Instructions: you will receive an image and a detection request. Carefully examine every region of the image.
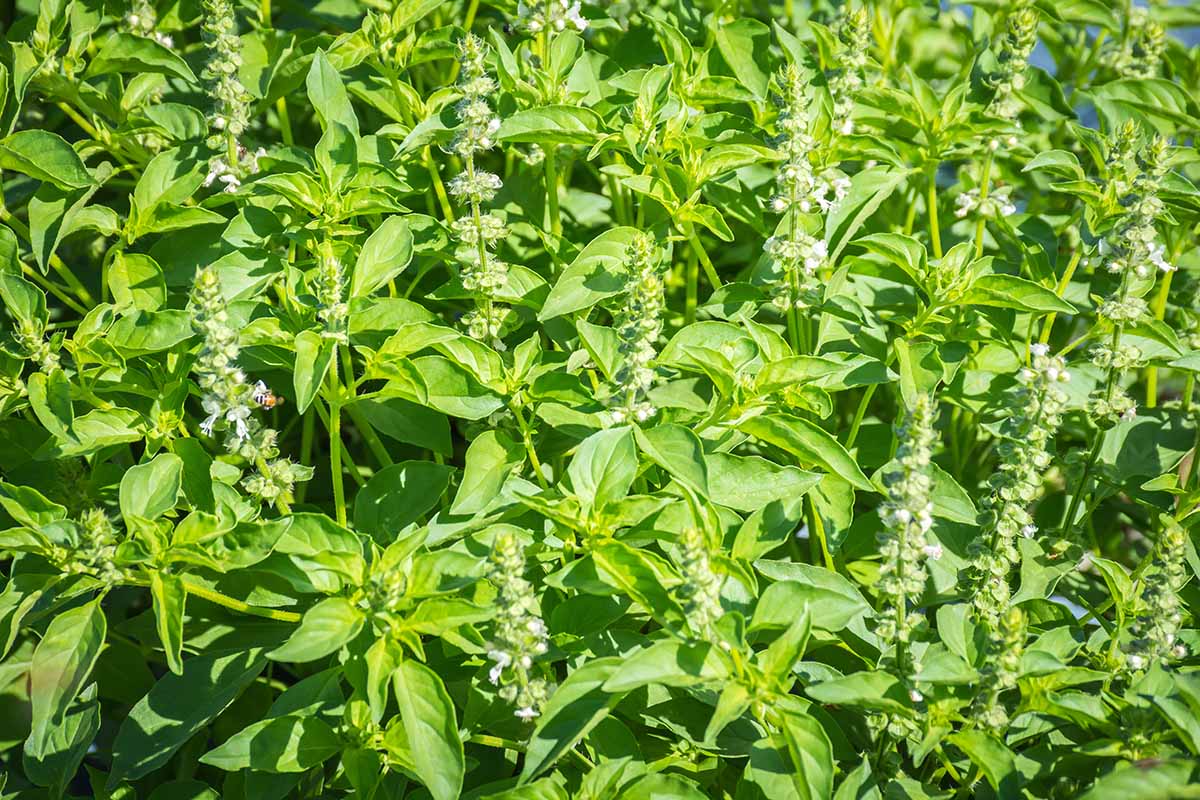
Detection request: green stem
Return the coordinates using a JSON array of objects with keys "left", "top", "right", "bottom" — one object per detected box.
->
[
  {"left": 1145, "top": 264, "right": 1176, "bottom": 408},
  {"left": 844, "top": 383, "right": 878, "bottom": 449},
  {"left": 684, "top": 240, "right": 699, "bottom": 325},
  {"left": 974, "top": 151, "right": 994, "bottom": 259},
  {"left": 513, "top": 405, "right": 551, "bottom": 489},
  {"left": 276, "top": 98, "right": 294, "bottom": 146},
  {"left": 1039, "top": 248, "right": 1083, "bottom": 344},
  {"left": 544, "top": 145, "right": 562, "bottom": 241},
  {"left": 0, "top": 198, "right": 95, "bottom": 306},
  {"left": 296, "top": 411, "right": 315, "bottom": 503},
  {"left": 174, "top": 576, "right": 301, "bottom": 623},
  {"left": 345, "top": 402, "right": 394, "bottom": 469},
  {"left": 926, "top": 165, "right": 943, "bottom": 259},
  {"left": 326, "top": 366, "right": 348, "bottom": 527}
]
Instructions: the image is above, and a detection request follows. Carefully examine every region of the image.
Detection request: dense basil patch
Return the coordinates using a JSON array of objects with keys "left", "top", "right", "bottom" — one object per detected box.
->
[{"left": 1, "top": 0, "right": 1200, "bottom": 798}]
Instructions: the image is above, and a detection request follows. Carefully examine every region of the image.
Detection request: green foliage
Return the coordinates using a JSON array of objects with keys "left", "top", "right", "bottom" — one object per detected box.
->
[{"left": 1, "top": 1, "right": 1200, "bottom": 798}]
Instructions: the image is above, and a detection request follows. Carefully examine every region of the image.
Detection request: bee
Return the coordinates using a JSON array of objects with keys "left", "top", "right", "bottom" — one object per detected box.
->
[{"left": 253, "top": 380, "right": 284, "bottom": 410}]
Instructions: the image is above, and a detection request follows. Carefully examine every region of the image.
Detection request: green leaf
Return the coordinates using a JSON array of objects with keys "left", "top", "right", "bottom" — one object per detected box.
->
[
  {"left": 758, "top": 608, "right": 812, "bottom": 687},
  {"left": 806, "top": 671, "right": 913, "bottom": 714},
  {"left": 750, "top": 568, "right": 871, "bottom": 632},
  {"left": 826, "top": 168, "right": 910, "bottom": 262},
  {"left": 602, "top": 640, "right": 728, "bottom": 693},
  {"left": 948, "top": 731, "right": 1019, "bottom": 800},
  {"left": 449, "top": 430, "right": 524, "bottom": 515},
  {"left": 149, "top": 573, "right": 186, "bottom": 675},
  {"left": 30, "top": 599, "right": 105, "bottom": 731},
  {"left": 498, "top": 106, "right": 603, "bottom": 146},
  {"left": 738, "top": 414, "right": 871, "bottom": 490},
  {"left": 592, "top": 541, "right": 687, "bottom": 631},
  {"left": 393, "top": 659, "right": 465, "bottom": 800},
  {"left": 522, "top": 657, "right": 624, "bottom": 781},
  {"left": 1077, "top": 760, "right": 1194, "bottom": 800},
  {"left": 634, "top": 423, "right": 709, "bottom": 497},
  {"left": 568, "top": 426, "right": 638, "bottom": 513},
  {"left": 539, "top": 228, "right": 641, "bottom": 320},
  {"left": 963, "top": 274, "right": 1075, "bottom": 314},
  {"left": 706, "top": 453, "right": 821, "bottom": 512},
  {"left": 354, "top": 461, "right": 453, "bottom": 538},
  {"left": 23, "top": 685, "right": 100, "bottom": 794},
  {"left": 119, "top": 453, "right": 182, "bottom": 524},
  {"left": 306, "top": 49, "right": 360, "bottom": 137},
  {"left": 714, "top": 19, "right": 772, "bottom": 99},
  {"left": 778, "top": 709, "right": 834, "bottom": 800},
  {"left": 87, "top": 32, "right": 198, "bottom": 83},
  {"left": 111, "top": 650, "right": 267, "bottom": 784},
  {"left": 200, "top": 714, "right": 341, "bottom": 773},
  {"left": 0, "top": 130, "right": 92, "bottom": 189},
  {"left": 268, "top": 597, "right": 364, "bottom": 662},
  {"left": 352, "top": 216, "right": 414, "bottom": 298},
  {"left": 292, "top": 330, "right": 335, "bottom": 414}
]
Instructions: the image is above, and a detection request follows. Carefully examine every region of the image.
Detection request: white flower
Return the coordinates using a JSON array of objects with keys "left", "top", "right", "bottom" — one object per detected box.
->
[
  {"left": 226, "top": 405, "right": 251, "bottom": 440},
  {"left": 515, "top": 706, "right": 539, "bottom": 720},
  {"left": 1030, "top": 343, "right": 1049, "bottom": 357},
  {"left": 1127, "top": 653, "right": 1146, "bottom": 670},
  {"left": 922, "top": 543, "right": 943, "bottom": 560},
  {"left": 1149, "top": 242, "right": 1174, "bottom": 273},
  {"left": 1021, "top": 524, "right": 1037, "bottom": 539},
  {"left": 909, "top": 689, "right": 924, "bottom": 703},
  {"left": 203, "top": 159, "right": 229, "bottom": 187},
  {"left": 200, "top": 396, "right": 222, "bottom": 435}
]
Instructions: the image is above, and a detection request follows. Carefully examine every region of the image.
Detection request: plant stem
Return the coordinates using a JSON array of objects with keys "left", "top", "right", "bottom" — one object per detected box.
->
[
  {"left": 326, "top": 367, "right": 347, "bottom": 527},
  {"left": 973, "top": 151, "right": 993, "bottom": 259},
  {"left": 296, "top": 407, "right": 315, "bottom": 503},
  {"left": 1039, "top": 247, "right": 1083, "bottom": 344},
  {"left": 513, "top": 405, "right": 551, "bottom": 489},
  {"left": 684, "top": 239, "right": 699, "bottom": 325},
  {"left": 926, "top": 164, "right": 943, "bottom": 259},
  {"left": 844, "top": 383, "right": 878, "bottom": 449},
  {"left": 0, "top": 197, "right": 95, "bottom": 306},
  {"left": 175, "top": 576, "right": 301, "bottom": 623},
  {"left": 545, "top": 145, "right": 562, "bottom": 241},
  {"left": 1144, "top": 257, "right": 1177, "bottom": 408},
  {"left": 345, "top": 402, "right": 394, "bottom": 469},
  {"left": 275, "top": 98, "right": 293, "bottom": 146}
]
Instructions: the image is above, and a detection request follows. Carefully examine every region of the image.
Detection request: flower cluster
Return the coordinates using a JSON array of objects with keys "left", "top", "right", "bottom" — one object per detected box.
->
[
  {"left": 200, "top": 0, "right": 264, "bottom": 188},
  {"left": 1125, "top": 521, "right": 1188, "bottom": 672},
  {"left": 986, "top": 3, "right": 1039, "bottom": 121},
  {"left": 1104, "top": 7, "right": 1166, "bottom": 79},
  {"left": 486, "top": 531, "right": 552, "bottom": 721},
  {"left": 1088, "top": 128, "right": 1171, "bottom": 424},
  {"left": 764, "top": 65, "right": 847, "bottom": 313},
  {"left": 770, "top": 66, "right": 851, "bottom": 215},
  {"left": 449, "top": 35, "right": 510, "bottom": 349},
  {"left": 57, "top": 509, "right": 124, "bottom": 584},
  {"left": 315, "top": 244, "right": 349, "bottom": 343},
  {"left": 203, "top": 145, "right": 266, "bottom": 194},
  {"left": 674, "top": 527, "right": 725, "bottom": 640},
  {"left": 970, "top": 606, "right": 1027, "bottom": 731},
  {"left": 201, "top": 0, "right": 251, "bottom": 140},
  {"left": 875, "top": 395, "right": 940, "bottom": 677},
  {"left": 125, "top": 0, "right": 174, "bottom": 48},
  {"left": 954, "top": 184, "right": 1018, "bottom": 220},
  {"left": 10, "top": 319, "right": 59, "bottom": 374},
  {"left": 609, "top": 233, "right": 665, "bottom": 424},
  {"left": 189, "top": 267, "right": 307, "bottom": 505},
  {"left": 970, "top": 344, "right": 1070, "bottom": 627},
  {"left": 515, "top": 0, "right": 588, "bottom": 34},
  {"left": 827, "top": 7, "right": 871, "bottom": 135}
]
